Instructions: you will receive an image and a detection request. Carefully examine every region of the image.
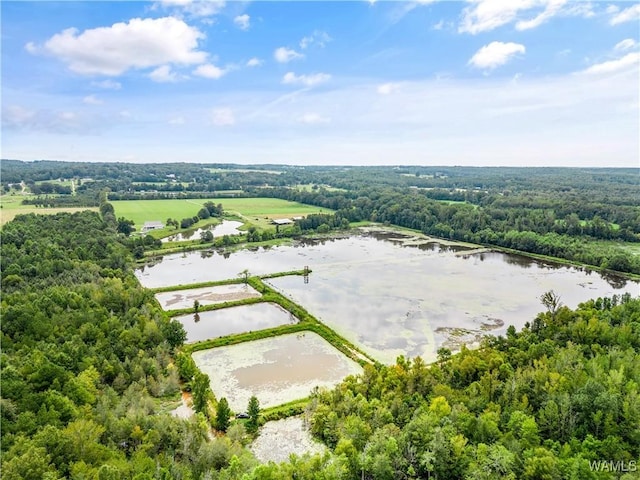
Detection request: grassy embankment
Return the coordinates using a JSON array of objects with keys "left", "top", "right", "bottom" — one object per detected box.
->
[
  {"left": 167, "top": 274, "right": 375, "bottom": 367},
  {"left": 158, "top": 271, "right": 373, "bottom": 421}
]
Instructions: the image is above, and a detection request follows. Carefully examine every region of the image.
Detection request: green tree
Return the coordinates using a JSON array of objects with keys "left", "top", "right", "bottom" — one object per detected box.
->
[
  {"left": 238, "top": 269, "right": 250, "bottom": 284},
  {"left": 246, "top": 396, "right": 260, "bottom": 434},
  {"left": 200, "top": 230, "right": 214, "bottom": 243},
  {"left": 540, "top": 290, "right": 562, "bottom": 318},
  {"left": 215, "top": 398, "right": 231, "bottom": 432},
  {"left": 116, "top": 217, "right": 135, "bottom": 236},
  {"left": 192, "top": 372, "right": 212, "bottom": 416},
  {"left": 162, "top": 320, "right": 187, "bottom": 350}
]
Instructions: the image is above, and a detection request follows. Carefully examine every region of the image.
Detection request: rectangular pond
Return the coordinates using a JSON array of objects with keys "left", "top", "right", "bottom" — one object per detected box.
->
[
  {"left": 155, "top": 283, "right": 261, "bottom": 310},
  {"left": 138, "top": 229, "right": 639, "bottom": 364},
  {"left": 173, "top": 302, "right": 297, "bottom": 342},
  {"left": 191, "top": 331, "right": 363, "bottom": 411}
]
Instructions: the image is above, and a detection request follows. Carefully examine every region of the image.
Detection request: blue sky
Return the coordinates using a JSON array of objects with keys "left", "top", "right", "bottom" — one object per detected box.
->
[{"left": 2, "top": 1, "right": 639, "bottom": 166}]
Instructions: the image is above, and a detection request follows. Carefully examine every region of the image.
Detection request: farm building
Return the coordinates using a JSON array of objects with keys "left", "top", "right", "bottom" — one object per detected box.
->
[
  {"left": 272, "top": 218, "right": 293, "bottom": 225},
  {"left": 141, "top": 221, "right": 165, "bottom": 232}
]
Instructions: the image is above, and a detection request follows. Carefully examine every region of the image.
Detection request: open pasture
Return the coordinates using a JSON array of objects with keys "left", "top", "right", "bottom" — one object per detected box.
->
[
  {"left": 0, "top": 195, "right": 96, "bottom": 225},
  {"left": 111, "top": 198, "right": 331, "bottom": 230}
]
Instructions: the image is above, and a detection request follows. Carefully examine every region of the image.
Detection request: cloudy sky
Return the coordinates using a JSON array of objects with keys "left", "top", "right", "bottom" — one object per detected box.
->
[{"left": 2, "top": 0, "right": 639, "bottom": 166}]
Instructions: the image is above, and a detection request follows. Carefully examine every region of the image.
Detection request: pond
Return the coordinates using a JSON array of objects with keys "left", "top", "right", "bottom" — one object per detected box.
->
[
  {"left": 250, "top": 416, "right": 326, "bottom": 464},
  {"left": 191, "top": 332, "right": 363, "bottom": 411},
  {"left": 155, "top": 283, "right": 261, "bottom": 310},
  {"left": 138, "top": 229, "right": 639, "bottom": 363},
  {"left": 173, "top": 302, "right": 297, "bottom": 343},
  {"left": 161, "top": 220, "right": 243, "bottom": 242}
]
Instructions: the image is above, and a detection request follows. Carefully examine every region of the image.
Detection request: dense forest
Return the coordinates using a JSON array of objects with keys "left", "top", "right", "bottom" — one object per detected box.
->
[{"left": 1, "top": 161, "right": 639, "bottom": 479}]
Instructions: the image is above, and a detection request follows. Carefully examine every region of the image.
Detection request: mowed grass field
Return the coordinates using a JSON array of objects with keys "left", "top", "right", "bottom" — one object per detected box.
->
[
  {"left": 0, "top": 195, "right": 97, "bottom": 226},
  {"left": 111, "top": 198, "right": 332, "bottom": 229}
]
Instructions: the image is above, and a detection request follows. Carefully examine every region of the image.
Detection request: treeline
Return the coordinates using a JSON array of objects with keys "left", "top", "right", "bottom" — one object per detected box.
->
[{"left": 251, "top": 187, "right": 640, "bottom": 274}]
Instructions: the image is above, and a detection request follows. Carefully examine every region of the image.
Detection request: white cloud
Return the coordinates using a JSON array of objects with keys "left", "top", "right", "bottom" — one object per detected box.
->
[
  {"left": 246, "top": 57, "right": 263, "bottom": 67},
  {"left": 433, "top": 19, "right": 445, "bottom": 30},
  {"left": 169, "top": 116, "right": 185, "bottom": 125},
  {"left": 2, "top": 105, "right": 35, "bottom": 127},
  {"left": 211, "top": 107, "right": 235, "bottom": 126},
  {"left": 298, "top": 113, "right": 330, "bottom": 124},
  {"left": 91, "top": 79, "right": 121, "bottom": 90},
  {"left": 299, "top": 30, "right": 332, "bottom": 49},
  {"left": 515, "top": 0, "right": 566, "bottom": 31},
  {"left": 469, "top": 41, "right": 526, "bottom": 70},
  {"left": 615, "top": 38, "right": 637, "bottom": 52},
  {"left": 193, "top": 63, "right": 227, "bottom": 79},
  {"left": 1, "top": 105, "right": 104, "bottom": 134},
  {"left": 610, "top": 4, "right": 640, "bottom": 25},
  {"left": 459, "top": 0, "right": 592, "bottom": 34},
  {"left": 274, "top": 47, "right": 304, "bottom": 63},
  {"left": 282, "top": 72, "right": 331, "bottom": 87},
  {"left": 581, "top": 52, "right": 640, "bottom": 75},
  {"left": 377, "top": 83, "right": 400, "bottom": 95},
  {"left": 37, "top": 17, "right": 207, "bottom": 76},
  {"left": 24, "top": 42, "right": 38, "bottom": 54},
  {"left": 234, "top": 14, "right": 250, "bottom": 30},
  {"left": 149, "top": 65, "right": 180, "bottom": 82},
  {"left": 83, "top": 95, "right": 103, "bottom": 105},
  {"left": 156, "top": 0, "right": 225, "bottom": 18}
]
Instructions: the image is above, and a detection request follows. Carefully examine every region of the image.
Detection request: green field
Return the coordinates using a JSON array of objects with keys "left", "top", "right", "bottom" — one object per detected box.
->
[
  {"left": 111, "top": 198, "right": 332, "bottom": 230},
  {"left": 0, "top": 194, "right": 96, "bottom": 225}
]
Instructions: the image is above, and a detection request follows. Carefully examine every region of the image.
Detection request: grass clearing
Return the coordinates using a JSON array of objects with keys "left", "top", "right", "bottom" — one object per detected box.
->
[
  {"left": 112, "top": 198, "right": 332, "bottom": 230},
  {"left": 0, "top": 194, "right": 96, "bottom": 225}
]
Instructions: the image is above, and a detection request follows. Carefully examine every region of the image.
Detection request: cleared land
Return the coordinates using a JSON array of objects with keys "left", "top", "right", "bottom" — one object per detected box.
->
[
  {"left": 111, "top": 198, "right": 331, "bottom": 229},
  {"left": 0, "top": 195, "right": 96, "bottom": 225}
]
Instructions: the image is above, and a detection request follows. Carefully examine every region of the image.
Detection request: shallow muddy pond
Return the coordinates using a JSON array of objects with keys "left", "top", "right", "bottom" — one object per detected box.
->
[
  {"left": 191, "top": 332, "right": 363, "bottom": 411},
  {"left": 155, "top": 283, "right": 260, "bottom": 310},
  {"left": 174, "top": 303, "right": 297, "bottom": 343},
  {"left": 138, "top": 230, "right": 639, "bottom": 363},
  {"left": 250, "top": 416, "right": 326, "bottom": 464},
  {"left": 161, "top": 220, "right": 243, "bottom": 243}
]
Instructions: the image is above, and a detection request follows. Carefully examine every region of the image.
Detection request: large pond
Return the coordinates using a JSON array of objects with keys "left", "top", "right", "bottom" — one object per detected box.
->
[
  {"left": 138, "top": 229, "right": 639, "bottom": 363},
  {"left": 192, "top": 332, "right": 363, "bottom": 411},
  {"left": 161, "top": 220, "right": 243, "bottom": 243},
  {"left": 173, "top": 302, "right": 297, "bottom": 343},
  {"left": 155, "top": 283, "right": 261, "bottom": 310}
]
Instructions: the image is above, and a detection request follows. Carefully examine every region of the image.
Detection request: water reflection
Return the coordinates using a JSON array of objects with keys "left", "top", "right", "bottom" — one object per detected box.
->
[
  {"left": 136, "top": 230, "right": 639, "bottom": 363},
  {"left": 161, "top": 220, "right": 243, "bottom": 243},
  {"left": 174, "top": 302, "right": 297, "bottom": 342}
]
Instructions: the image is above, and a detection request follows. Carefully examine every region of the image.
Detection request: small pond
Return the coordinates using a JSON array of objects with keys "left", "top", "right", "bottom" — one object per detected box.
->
[
  {"left": 161, "top": 220, "right": 243, "bottom": 242},
  {"left": 174, "top": 302, "right": 297, "bottom": 343},
  {"left": 250, "top": 416, "right": 326, "bottom": 464},
  {"left": 191, "top": 332, "right": 363, "bottom": 411},
  {"left": 155, "top": 283, "right": 261, "bottom": 310}
]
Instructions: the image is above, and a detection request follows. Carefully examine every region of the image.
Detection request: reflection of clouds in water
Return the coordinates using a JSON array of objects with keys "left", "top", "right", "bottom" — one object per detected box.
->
[
  {"left": 141, "top": 232, "right": 639, "bottom": 363},
  {"left": 175, "top": 303, "right": 295, "bottom": 342}
]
